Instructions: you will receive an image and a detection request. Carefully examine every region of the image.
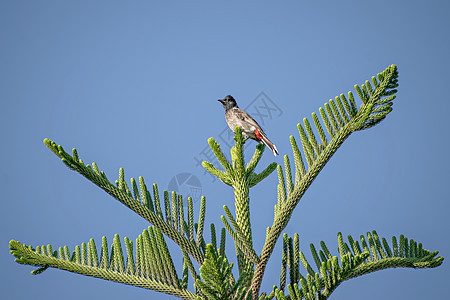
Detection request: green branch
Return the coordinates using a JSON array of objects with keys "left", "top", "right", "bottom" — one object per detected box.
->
[
  {"left": 43, "top": 139, "right": 204, "bottom": 264},
  {"left": 10, "top": 229, "right": 198, "bottom": 300},
  {"left": 202, "top": 127, "right": 277, "bottom": 286},
  {"left": 250, "top": 65, "right": 400, "bottom": 298},
  {"left": 274, "top": 231, "right": 443, "bottom": 299}
]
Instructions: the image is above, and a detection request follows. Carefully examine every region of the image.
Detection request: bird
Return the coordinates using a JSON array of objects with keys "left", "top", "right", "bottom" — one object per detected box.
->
[{"left": 218, "top": 95, "right": 279, "bottom": 156}]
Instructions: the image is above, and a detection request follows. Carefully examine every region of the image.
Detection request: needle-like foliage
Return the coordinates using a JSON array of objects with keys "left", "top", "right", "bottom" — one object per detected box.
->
[
  {"left": 196, "top": 244, "right": 252, "bottom": 300},
  {"left": 249, "top": 64, "right": 403, "bottom": 297},
  {"left": 43, "top": 139, "right": 206, "bottom": 264},
  {"left": 270, "top": 231, "right": 442, "bottom": 299},
  {"left": 9, "top": 65, "right": 443, "bottom": 300},
  {"left": 10, "top": 229, "right": 197, "bottom": 299}
]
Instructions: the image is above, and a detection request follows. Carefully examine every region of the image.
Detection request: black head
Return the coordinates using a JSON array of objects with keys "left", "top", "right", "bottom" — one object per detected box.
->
[{"left": 218, "top": 95, "right": 238, "bottom": 111}]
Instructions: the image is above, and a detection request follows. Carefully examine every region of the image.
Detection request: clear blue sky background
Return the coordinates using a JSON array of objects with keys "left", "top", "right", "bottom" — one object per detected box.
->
[{"left": 1, "top": 1, "right": 449, "bottom": 299}]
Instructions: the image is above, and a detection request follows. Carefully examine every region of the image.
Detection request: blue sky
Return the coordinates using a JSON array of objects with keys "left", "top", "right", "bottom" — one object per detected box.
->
[{"left": 1, "top": 1, "right": 449, "bottom": 299}]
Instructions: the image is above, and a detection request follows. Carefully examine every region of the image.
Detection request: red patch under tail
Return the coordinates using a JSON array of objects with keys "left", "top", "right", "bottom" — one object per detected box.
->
[{"left": 254, "top": 128, "right": 263, "bottom": 140}]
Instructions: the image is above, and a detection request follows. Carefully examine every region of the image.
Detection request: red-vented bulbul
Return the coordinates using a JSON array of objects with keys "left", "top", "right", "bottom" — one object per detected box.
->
[{"left": 218, "top": 95, "right": 279, "bottom": 156}]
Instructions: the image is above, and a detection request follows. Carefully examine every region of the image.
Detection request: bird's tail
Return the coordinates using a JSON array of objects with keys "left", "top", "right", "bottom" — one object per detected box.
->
[{"left": 261, "top": 135, "right": 279, "bottom": 156}]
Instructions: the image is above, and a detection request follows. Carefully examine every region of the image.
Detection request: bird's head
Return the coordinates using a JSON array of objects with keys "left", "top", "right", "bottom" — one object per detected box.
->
[{"left": 218, "top": 95, "right": 238, "bottom": 111}]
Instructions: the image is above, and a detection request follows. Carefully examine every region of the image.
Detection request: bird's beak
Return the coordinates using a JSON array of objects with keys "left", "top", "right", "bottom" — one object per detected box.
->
[{"left": 218, "top": 99, "right": 224, "bottom": 103}]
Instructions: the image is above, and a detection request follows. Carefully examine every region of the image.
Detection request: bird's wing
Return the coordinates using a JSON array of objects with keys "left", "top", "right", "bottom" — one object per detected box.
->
[{"left": 233, "top": 108, "right": 265, "bottom": 133}]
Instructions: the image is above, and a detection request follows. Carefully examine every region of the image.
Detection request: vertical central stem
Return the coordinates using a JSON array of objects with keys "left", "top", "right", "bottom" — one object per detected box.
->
[{"left": 233, "top": 177, "right": 254, "bottom": 284}]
